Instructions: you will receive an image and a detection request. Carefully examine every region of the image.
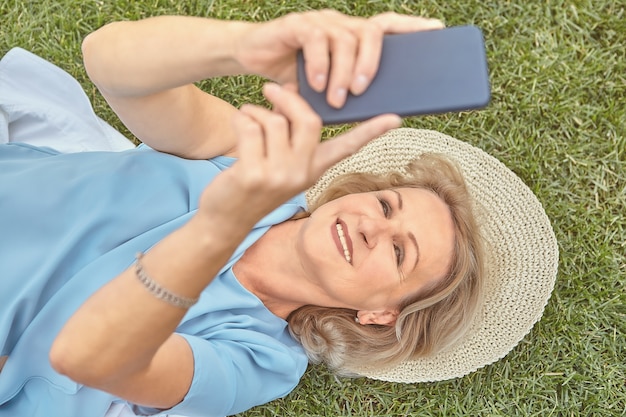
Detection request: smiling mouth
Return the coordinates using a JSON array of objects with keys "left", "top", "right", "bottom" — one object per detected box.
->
[{"left": 335, "top": 222, "right": 352, "bottom": 264}]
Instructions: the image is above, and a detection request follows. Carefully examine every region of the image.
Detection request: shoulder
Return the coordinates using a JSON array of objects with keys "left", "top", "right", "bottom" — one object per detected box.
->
[{"left": 170, "top": 331, "right": 306, "bottom": 415}]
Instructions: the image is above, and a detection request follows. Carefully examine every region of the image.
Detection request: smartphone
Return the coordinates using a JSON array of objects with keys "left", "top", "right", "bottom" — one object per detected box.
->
[{"left": 297, "top": 25, "right": 490, "bottom": 125}]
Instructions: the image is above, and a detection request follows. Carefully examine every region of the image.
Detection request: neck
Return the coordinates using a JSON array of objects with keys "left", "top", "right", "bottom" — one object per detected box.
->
[{"left": 234, "top": 218, "right": 316, "bottom": 319}]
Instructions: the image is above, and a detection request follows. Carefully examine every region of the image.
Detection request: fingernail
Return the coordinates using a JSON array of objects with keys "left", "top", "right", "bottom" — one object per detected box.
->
[
  {"left": 428, "top": 18, "right": 445, "bottom": 28},
  {"left": 352, "top": 75, "right": 369, "bottom": 95},
  {"left": 333, "top": 88, "right": 347, "bottom": 107},
  {"left": 314, "top": 73, "right": 326, "bottom": 90},
  {"left": 264, "top": 83, "right": 281, "bottom": 94}
]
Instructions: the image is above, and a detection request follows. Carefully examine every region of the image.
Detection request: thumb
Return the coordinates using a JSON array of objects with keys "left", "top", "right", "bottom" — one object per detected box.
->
[{"left": 311, "top": 114, "right": 401, "bottom": 176}]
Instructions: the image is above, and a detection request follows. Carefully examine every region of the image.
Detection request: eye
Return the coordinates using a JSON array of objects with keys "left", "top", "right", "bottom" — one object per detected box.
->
[
  {"left": 378, "top": 196, "right": 404, "bottom": 268},
  {"left": 378, "top": 197, "right": 391, "bottom": 218},
  {"left": 394, "top": 244, "right": 404, "bottom": 267}
]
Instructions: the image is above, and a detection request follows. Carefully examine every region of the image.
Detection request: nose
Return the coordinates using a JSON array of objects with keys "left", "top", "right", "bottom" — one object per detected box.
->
[{"left": 359, "top": 216, "right": 393, "bottom": 248}]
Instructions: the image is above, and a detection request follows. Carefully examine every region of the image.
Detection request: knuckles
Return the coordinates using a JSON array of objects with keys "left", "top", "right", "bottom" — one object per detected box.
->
[
  {"left": 263, "top": 113, "right": 289, "bottom": 132},
  {"left": 239, "top": 166, "right": 310, "bottom": 196},
  {"left": 332, "top": 28, "right": 358, "bottom": 47},
  {"left": 239, "top": 120, "right": 263, "bottom": 138},
  {"left": 300, "top": 113, "right": 322, "bottom": 131},
  {"left": 359, "top": 22, "right": 384, "bottom": 40},
  {"left": 308, "top": 27, "right": 326, "bottom": 43}
]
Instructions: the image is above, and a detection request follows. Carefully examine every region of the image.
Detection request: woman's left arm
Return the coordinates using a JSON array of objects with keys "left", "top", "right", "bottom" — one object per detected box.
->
[
  {"left": 81, "top": 16, "right": 248, "bottom": 159},
  {"left": 82, "top": 13, "right": 443, "bottom": 160}
]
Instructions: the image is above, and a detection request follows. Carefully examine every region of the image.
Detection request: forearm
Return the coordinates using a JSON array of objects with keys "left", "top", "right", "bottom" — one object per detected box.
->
[
  {"left": 49, "top": 210, "right": 253, "bottom": 385},
  {"left": 82, "top": 16, "right": 252, "bottom": 97}
]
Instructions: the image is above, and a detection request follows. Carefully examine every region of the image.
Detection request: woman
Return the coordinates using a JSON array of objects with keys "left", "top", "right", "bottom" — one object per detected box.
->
[{"left": 0, "top": 9, "right": 558, "bottom": 417}]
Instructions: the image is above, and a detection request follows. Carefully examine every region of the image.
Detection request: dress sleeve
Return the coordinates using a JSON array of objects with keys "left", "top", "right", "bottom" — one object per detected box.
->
[{"left": 131, "top": 332, "right": 308, "bottom": 417}]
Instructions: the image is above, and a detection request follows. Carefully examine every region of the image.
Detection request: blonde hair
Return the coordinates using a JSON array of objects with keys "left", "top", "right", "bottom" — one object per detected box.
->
[{"left": 288, "top": 154, "right": 484, "bottom": 375}]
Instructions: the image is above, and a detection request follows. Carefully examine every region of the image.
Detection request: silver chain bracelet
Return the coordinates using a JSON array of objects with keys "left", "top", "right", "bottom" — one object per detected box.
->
[{"left": 134, "top": 252, "right": 199, "bottom": 309}]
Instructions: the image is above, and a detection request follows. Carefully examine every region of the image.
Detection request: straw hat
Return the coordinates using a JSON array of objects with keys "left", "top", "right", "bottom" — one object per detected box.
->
[{"left": 306, "top": 128, "right": 559, "bottom": 382}]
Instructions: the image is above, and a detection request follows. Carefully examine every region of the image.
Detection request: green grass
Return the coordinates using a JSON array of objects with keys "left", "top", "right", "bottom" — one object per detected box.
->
[{"left": 2, "top": 0, "right": 624, "bottom": 416}]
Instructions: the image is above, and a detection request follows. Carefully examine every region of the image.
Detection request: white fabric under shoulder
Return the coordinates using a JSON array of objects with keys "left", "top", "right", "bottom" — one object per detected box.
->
[
  {"left": 0, "top": 48, "right": 186, "bottom": 417},
  {"left": 106, "top": 401, "right": 186, "bottom": 417},
  {"left": 0, "top": 47, "right": 135, "bottom": 152}
]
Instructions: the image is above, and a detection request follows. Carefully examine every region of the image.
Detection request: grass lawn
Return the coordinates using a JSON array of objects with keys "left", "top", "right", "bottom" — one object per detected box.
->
[{"left": 2, "top": 0, "right": 624, "bottom": 416}]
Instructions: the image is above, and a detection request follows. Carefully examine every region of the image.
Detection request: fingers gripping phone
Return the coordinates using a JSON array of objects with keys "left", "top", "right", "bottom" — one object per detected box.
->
[{"left": 297, "top": 25, "right": 491, "bottom": 125}]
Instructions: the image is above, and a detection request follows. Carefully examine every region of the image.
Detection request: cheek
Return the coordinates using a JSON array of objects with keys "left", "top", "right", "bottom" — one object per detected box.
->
[{"left": 356, "top": 256, "right": 395, "bottom": 289}]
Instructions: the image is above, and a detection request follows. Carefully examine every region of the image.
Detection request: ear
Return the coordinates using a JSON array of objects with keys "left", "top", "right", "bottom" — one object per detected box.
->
[{"left": 356, "top": 309, "right": 399, "bottom": 326}]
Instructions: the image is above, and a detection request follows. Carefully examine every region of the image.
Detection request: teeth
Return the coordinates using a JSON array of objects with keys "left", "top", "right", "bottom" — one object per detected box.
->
[{"left": 336, "top": 223, "right": 352, "bottom": 263}]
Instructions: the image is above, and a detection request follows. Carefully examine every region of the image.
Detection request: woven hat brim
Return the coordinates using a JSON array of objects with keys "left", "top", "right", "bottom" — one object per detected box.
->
[{"left": 306, "top": 128, "right": 559, "bottom": 383}]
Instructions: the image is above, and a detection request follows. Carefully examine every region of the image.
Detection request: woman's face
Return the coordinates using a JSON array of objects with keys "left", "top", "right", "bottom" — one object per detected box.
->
[{"left": 297, "top": 187, "right": 455, "bottom": 322}]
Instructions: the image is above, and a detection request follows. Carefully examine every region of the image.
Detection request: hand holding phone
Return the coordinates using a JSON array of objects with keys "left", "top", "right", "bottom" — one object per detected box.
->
[{"left": 297, "top": 25, "right": 491, "bottom": 125}]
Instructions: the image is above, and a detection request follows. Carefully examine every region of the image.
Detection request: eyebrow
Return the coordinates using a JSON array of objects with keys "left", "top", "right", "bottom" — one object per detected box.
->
[
  {"left": 390, "top": 189, "right": 420, "bottom": 271},
  {"left": 391, "top": 188, "right": 403, "bottom": 209},
  {"left": 409, "top": 233, "right": 420, "bottom": 272}
]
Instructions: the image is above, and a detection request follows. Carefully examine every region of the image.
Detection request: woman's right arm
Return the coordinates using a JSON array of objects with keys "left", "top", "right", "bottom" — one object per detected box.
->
[{"left": 49, "top": 82, "right": 402, "bottom": 411}]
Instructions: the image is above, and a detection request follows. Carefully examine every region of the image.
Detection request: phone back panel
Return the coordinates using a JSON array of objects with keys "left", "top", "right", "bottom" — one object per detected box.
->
[{"left": 297, "top": 25, "right": 491, "bottom": 125}]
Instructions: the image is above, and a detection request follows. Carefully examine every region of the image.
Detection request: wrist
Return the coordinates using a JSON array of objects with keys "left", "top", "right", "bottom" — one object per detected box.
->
[
  {"left": 199, "top": 20, "right": 256, "bottom": 77},
  {"left": 187, "top": 208, "right": 254, "bottom": 250},
  {"left": 134, "top": 213, "right": 251, "bottom": 298},
  {"left": 227, "top": 21, "right": 262, "bottom": 77}
]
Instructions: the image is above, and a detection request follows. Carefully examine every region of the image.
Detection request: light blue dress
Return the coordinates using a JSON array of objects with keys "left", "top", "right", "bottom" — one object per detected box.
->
[{"left": 0, "top": 48, "right": 309, "bottom": 417}]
